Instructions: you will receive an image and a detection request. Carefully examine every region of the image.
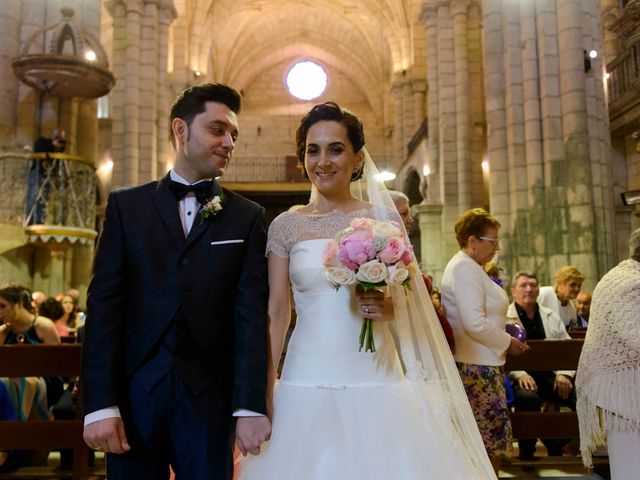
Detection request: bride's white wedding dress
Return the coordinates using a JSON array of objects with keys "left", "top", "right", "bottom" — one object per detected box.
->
[{"left": 238, "top": 209, "right": 493, "bottom": 480}]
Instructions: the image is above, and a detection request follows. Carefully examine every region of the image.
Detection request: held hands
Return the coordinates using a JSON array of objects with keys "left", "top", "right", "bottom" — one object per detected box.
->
[
  {"left": 236, "top": 416, "right": 272, "bottom": 456},
  {"left": 83, "top": 417, "right": 131, "bottom": 454},
  {"left": 554, "top": 374, "right": 574, "bottom": 400},
  {"left": 507, "top": 336, "right": 529, "bottom": 356},
  {"left": 356, "top": 285, "right": 393, "bottom": 321}
]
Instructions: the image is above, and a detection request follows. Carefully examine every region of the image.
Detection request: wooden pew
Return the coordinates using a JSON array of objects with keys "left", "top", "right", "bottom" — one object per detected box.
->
[
  {"left": 503, "top": 339, "right": 608, "bottom": 472},
  {"left": 505, "top": 339, "right": 582, "bottom": 439},
  {"left": 0, "top": 344, "right": 91, "bottom": 479}
]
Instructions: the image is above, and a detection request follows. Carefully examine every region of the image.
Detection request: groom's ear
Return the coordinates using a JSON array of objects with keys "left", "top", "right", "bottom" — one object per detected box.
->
[{"left": 171, "top": 118, "right": 188, "bottom": 145}]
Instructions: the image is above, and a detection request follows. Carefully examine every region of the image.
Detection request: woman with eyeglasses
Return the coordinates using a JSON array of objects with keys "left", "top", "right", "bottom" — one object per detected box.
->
[{"left": 441, "top": 208, "right": 528, "bottom": 474}]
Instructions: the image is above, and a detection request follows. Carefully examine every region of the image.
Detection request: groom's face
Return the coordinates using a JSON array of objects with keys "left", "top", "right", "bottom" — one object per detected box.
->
[{"left": 174, "top": 101, "right": 239, "bottom": 181}]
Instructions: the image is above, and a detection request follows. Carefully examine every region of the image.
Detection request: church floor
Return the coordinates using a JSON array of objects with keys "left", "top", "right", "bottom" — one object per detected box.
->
[{"left": 32, "top": 448, "right": 607, "bottom": 479}]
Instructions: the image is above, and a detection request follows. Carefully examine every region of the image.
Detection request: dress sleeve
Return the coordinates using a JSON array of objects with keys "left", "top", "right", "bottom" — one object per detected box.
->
[{"left": 266, "top": 211, "right": 293, "bottom": 258}]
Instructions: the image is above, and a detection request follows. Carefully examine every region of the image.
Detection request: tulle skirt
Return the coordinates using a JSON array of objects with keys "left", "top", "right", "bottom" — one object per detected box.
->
[{"left": 237, "top": 379, "right": 484, "bottom": 480}]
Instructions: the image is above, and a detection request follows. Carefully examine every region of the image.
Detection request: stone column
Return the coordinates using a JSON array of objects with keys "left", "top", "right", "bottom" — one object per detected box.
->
[
  {"left": 557, "top": 0, "right": 597, "bottom": 282},
  {"left": 139, "top": 0, "right": 159, "bottom": 182},
  {"left": 109, "top": 0, "right": 127, "bottom": 187},
  {"left": 422, "top": 3, "right": 440, "bottom": 205},
  {"left": 482, "top": 0, "right": 510, "bottom": 242},
  {"left": 402, "top": 77, "right": 414, "bottom": 156},
  {"left": 391, "top": 80, "right": 404, "bottom": 167},
  {"left": 437, "top": 1, "right": 459, "bottom": 258},
  {"left": 535, "top": 0, "right": 566, "bottom": 281},
  {"left": 123, "top": 0, "right": 142, "bottom": 186},
  {"left": 75, "top": 0, "right": 101, "bottom": 164},
  {"left": 32, "top": 247, "right": 66, "bottom": 298},
  {"left": 452, "top": 0, "right": 471, "bottom": 211},
  {"left": 520, "top": 0, "right": 546, "bottom": 272},
  {"left": 411, "top": 78, "right": 426, "bottom": 133},
  {"left": 468, "top": 0, "right": 486, "bottom": 206},
  {"left": 15, "top": 0, "right": 43, "bottom": 148},
  {"left": 0, "top": 0, "right": 21, "bottom": 147},
  {"left": 156, "top": 1, "right": 175, "bottom": 176},
  {"left": 415, "top": 204, "right": 445, "bottom": 284},
  {"left": 600, "top": 0, "right": 622, "bottom": 63}
]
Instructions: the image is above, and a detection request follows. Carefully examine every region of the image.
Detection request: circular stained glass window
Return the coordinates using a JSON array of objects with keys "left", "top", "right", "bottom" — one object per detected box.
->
[{"left": 286, "top": 61, "right": 327, "bottom": 100}]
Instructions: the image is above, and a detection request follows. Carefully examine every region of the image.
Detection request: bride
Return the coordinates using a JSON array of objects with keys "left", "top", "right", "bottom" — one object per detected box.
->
[{"left": 238, "top": 102, "right": 496, "bottom": 479}]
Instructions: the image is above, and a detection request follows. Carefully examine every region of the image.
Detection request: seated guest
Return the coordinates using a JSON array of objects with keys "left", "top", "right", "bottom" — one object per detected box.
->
[
  {"left": 0, "top": 286, "right": 59, "bottom": 472},
  {"left": 575, "top": 291, "right": 591, "bottom": 328},
  {"left": 0, "top": 381, "right": 16, "bottom": 468},
  {"left": 507, "top": 272, "right": 575, "bottom": 459},
  {"left": 0, "top": 286, "right": 60, "bottom": 345},
  {"left": 30, "top": 291, "right": 46, "bottom": 315},
  {"left": 38, "top": 297, "right": 68, "bottom": 337},
  {"left": 63, "top": 288, "right": 85, "bottom": 327},
  {"left": 537, "top": 266, "right": 584, "bottom": 329},
  {"left": 56, "top": 294, "right": 81, "bottom": 332},
  {"left": 388, "top": 190, "right": 456, "bottom": 353}
]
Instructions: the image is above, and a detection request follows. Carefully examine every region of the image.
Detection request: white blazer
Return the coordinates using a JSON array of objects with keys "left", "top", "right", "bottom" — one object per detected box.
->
[{"left": 441, "top": 250, "right": 512, "bottom": 367}]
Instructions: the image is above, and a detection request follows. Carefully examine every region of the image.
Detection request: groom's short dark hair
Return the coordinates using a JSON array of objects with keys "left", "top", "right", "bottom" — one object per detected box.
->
[{"left": 169, "top": 83, "right": 242, "bottom": 146}]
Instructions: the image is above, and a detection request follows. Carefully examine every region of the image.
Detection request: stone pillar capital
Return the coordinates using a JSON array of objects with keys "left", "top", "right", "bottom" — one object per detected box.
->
[
  {"left": 105, "top": 0, "right": 143, "bottom": 15},
  {"left": 159, "top": 0, "right": 178, "bottom": 23},
  {"left": 390, "top": 79, "right": 407, "bottom": 96},
  {"left": 421, "top": 1, "right": 439, "bottom": 24},
  {"left": 411, "top": 78, "right": 427, "bottom": 93},
  {"left": 451, "top": 0, "right": 469, "bottom": 17}
]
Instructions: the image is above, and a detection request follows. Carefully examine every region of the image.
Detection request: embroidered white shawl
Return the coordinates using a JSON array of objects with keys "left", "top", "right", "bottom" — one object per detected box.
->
[{"left": 576, "top": 259, "right": 640, "bottom": 467}]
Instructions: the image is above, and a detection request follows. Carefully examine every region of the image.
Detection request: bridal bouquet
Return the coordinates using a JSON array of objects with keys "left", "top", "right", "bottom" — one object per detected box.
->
[{"left": 322, "top": 217, "right": 415, "bottom": 352}]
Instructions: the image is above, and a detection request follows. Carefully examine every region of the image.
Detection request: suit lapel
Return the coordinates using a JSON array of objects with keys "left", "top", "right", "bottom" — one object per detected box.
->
[
  {"left": 183, "top": 179, "right": 225, "bottom": 251},
  {"left": 153, "top": 173, "right": 186, "bottom": 246}
]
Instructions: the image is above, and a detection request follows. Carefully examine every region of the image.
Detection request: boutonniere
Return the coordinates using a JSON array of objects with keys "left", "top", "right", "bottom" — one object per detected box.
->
[{"left": 199, "top": 194, "right": 224, "bottom": 224}]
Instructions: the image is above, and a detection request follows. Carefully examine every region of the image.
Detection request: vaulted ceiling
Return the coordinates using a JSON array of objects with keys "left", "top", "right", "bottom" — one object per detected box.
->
[{"left": 171, "top": 0, "right": 422, "bottom": 111}]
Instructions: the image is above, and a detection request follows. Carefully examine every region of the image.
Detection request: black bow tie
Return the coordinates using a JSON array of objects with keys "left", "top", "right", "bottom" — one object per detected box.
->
[{"left": 168, "top": 179, "right": 212, "bottom": 204}]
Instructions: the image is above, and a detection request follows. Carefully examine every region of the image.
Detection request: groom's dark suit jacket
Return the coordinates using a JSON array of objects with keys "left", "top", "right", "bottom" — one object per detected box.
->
[{"left": 81, "top": 173, "right": 268, "bottom": 420}]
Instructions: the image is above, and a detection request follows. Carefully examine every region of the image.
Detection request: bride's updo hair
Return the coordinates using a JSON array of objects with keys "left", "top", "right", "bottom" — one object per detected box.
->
[{"left": 296, "top": 102, "right": 365, "bottom": 181}]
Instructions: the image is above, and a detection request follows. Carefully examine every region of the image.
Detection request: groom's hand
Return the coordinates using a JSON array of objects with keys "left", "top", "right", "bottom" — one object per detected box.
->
[
  {"left": 236, "top": 416, "right": 271, "bottom": 456},
  {"left": 83, "top": 417, "right": 131, "bottom": 454}
]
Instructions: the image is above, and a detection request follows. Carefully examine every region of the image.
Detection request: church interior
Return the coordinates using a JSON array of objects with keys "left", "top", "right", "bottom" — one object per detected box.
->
[
  {"left": 0, "top": 0, "right": 638, "bottom": 298},
  {"left": 0, "top": 0, "right": 639, "bottom": 477}
]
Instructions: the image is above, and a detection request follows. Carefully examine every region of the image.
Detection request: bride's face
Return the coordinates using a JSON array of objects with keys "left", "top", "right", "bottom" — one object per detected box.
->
[{"left": 304, "top": 120, "right": 362, "bottom": 195}]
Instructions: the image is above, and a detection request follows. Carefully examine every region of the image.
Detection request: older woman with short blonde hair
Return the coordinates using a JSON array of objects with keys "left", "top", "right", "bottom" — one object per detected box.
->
[{"left": 538, "top": 266, "right": 585, "bottom": 328}]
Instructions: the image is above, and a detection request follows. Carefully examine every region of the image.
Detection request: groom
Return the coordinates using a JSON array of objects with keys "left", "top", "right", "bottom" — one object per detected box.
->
[{"left": 81, "top": 83, "right": 271, "bottom": 479}]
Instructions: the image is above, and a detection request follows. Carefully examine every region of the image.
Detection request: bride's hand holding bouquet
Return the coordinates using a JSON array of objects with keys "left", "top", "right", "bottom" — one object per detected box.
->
[{"left": 322, "top": 217, "right": 415, "bottom": 352}]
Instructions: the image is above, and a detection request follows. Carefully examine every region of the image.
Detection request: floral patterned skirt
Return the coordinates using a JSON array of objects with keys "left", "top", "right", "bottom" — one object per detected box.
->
[{"left": 456, "top": 362, "right": 512, "bottom": 457}]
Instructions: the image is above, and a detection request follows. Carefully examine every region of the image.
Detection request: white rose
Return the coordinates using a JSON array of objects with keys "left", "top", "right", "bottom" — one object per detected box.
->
[
  {"left": 386, "top": 264, "right": 409, "bottom": 285},
  {"left": 356, "top": 260, "right": 388, "bottom": 284},
  {"left": 325, "top": 267, "right": 357, "bottom": 286},
  {"left": 374, "top": 221, "right": 402, "bottom": 238}
]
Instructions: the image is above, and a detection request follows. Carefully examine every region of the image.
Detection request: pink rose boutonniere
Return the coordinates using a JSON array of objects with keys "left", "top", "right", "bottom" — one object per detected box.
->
[
  {"left": 322, "top": 217, "right": 415, "bottom": 353},
  {"left": 199, "top": 194, "right": 224, "bottom": 224}
]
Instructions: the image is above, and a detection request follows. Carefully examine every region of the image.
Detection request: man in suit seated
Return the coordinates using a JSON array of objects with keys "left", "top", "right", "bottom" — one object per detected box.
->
[
  {"left": 507, "top": 272, "right": 575, "bottom": 459},
  {"left": 575, "top": 291, "right": 591, "bottom": 328}
]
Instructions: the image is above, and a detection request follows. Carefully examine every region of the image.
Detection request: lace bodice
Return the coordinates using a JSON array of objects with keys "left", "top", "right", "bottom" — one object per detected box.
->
[{"left": 267, "top": 206, "right": 383, "bottom": 258}]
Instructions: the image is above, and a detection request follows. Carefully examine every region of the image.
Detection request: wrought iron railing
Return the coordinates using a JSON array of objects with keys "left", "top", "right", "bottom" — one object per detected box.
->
[
  {"left": 0, "top": 152, "right": 97, "bottom": 233},
  {"left": 607, "top": 40, "right": 640, "bottom": 103}
]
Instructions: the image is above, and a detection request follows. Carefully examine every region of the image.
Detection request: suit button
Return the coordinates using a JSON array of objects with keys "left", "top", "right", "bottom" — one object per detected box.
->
[{"left": 181, "top": 258, "right": 189, "bottom": 266}]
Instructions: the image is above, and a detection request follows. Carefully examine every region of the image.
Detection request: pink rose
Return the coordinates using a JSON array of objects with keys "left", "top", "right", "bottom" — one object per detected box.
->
[
  {"left": 401, "top": 240, "right": 414, "bottom": 265},
  {"left": 322, "top": 240, "right": 340, "bottom": 267},
  {"left": 338, "top": 229, "right": 376, "bottom": 270},
  {"left": 350, "top": 217, "right": 374, "bottom": 235},
  {"left": 378, "top": 237, "right": 406, "bottom": 264}
]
